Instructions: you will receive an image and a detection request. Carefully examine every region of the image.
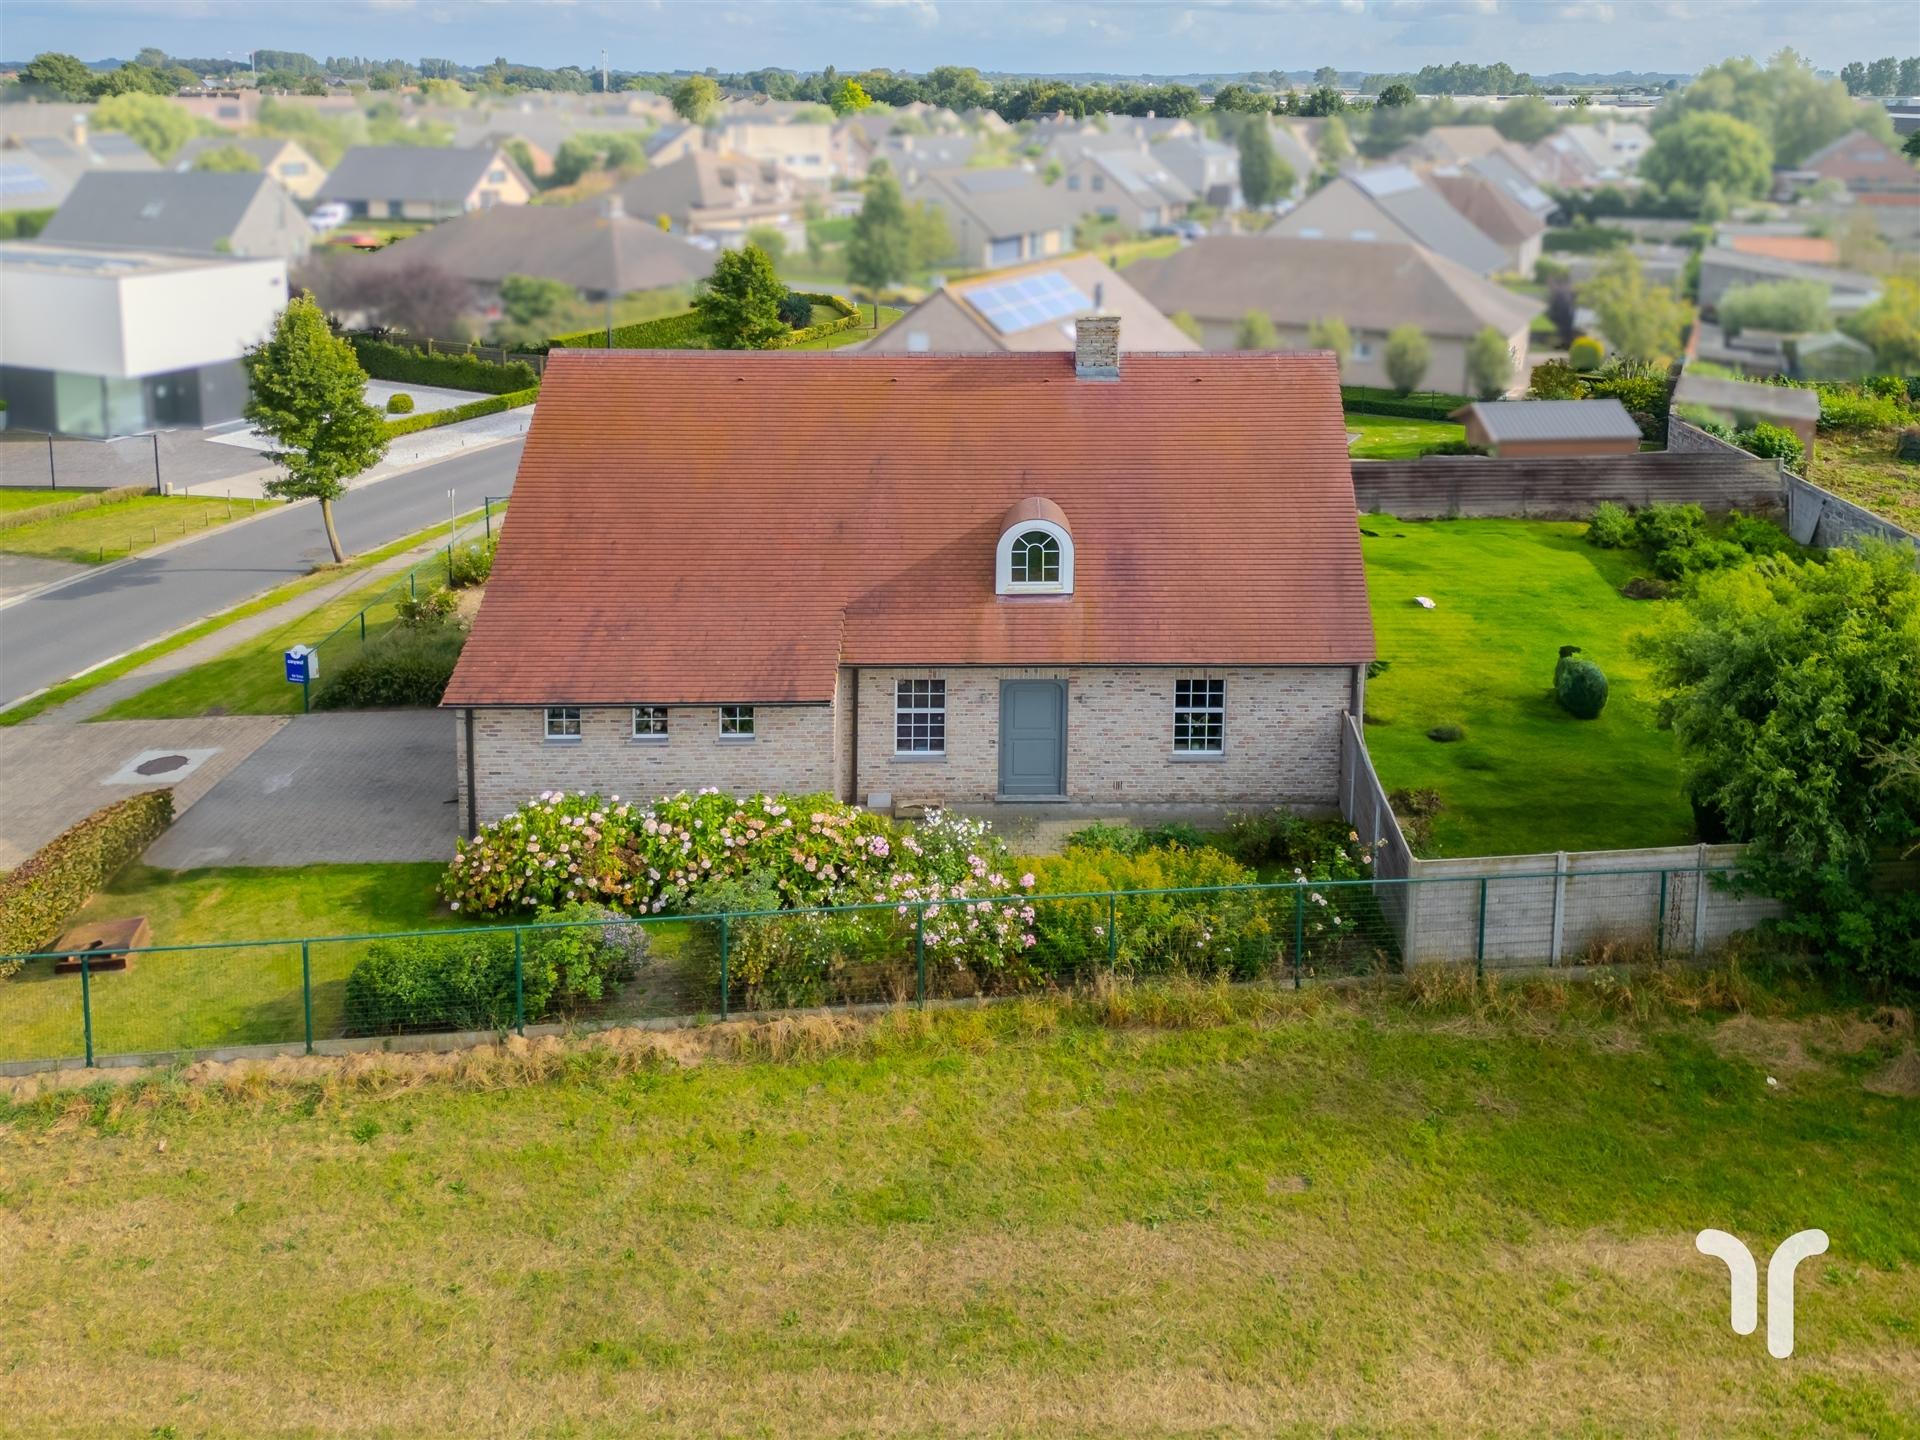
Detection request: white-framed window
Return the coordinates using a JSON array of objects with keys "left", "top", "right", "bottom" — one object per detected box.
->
[
  {"left": 1353, "top": 338, "right": 1374, "bottom": 361},
  {"left": 631, "top": 706, "right": 668, "bottom": 740},
  {"left": 1010, "top": 530, "right": 1061, "bottom": 585},
  {"left": 544, "top": 706, "right": 582, "bottom": 740},
  {"left": 719, "top": 705, "right": 755, "bottom": 740},
  {"left": 1173, "top": 679, "right": 1225, "bottom": 754},
  {"left": 895, "top": 679, "right": 946, "bottom": 755},
  {"left": 995, "top": 515, "right": 1075, "bottom": 595}
]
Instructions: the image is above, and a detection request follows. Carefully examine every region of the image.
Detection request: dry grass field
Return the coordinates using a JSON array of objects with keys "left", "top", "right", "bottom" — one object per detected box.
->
[{"left": 1, "top": 970, "right": 1915, "bottom": 1438}]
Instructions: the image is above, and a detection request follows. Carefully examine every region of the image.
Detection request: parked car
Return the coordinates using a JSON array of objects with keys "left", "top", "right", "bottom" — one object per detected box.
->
[
  {"left": 1148, "top": 219, "right": 1208, "bottom": 241},
  {"left": 308, "top": 201, "right": 351, "bottom": 232}
]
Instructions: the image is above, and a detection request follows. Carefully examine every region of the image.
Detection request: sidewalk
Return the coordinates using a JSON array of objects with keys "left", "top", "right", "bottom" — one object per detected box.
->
[{"left": 172, "top": 405, "right": 533, "bottom": 499}]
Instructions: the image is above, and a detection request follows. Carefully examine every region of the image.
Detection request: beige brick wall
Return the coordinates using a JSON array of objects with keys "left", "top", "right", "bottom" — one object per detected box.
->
[
  {"left": 852, "top": 666, "right": 1353, "bottom": 807},
  {"left": 458, "top": 704, "right": 836, "bottom": 826}
]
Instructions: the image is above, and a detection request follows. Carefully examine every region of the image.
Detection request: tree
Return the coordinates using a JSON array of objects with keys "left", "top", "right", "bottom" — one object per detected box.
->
[
  {"left": 1301, "top": 86, "right": 1346, "bottom": 118},
  {"left": 744, "top": 224, "right": 787, "bottom": 265},
  {"left": 1903, "top": 57, "right": 1920, "bottom": 96},
  {"left": 1583, "top": 251, "right": 1689, "bottom": 365},
  {"left": 1652, "top": 50, "right": 1891, "bottom": 167},
  {"left": 1211, "top": 83, "right": 1272, "bottom": 113},
  {"left": 192, "top": 145, "right": 263, "bottom": 173},
  {"left": 1545, "top": 278, "right": 1578, "bottom": 349},
  {"left": 1169, "top": 310, "right": 1204, "bottom": 344},
  {"left": 299, "top": 253, "right": 474, "bottom": 342},
  {"left": 1238, "top": 121, "right": 1287, "bottom": 208},
  {"left": 90, "top": 62, "right": 177, "bottom": 98},
  {"left": 1465, "top": 327, "right": 1514, "bottom": 399},
  {"left": 492, "top": 274, "right": 578, "bottom": 347},
  {"left": 1313, "top": 66, "right": 1341, "bottom": 88},
  {"left": 671, "top": 75, "right": 721, "bottom": 124},
  {"left": 1383, "top": 325, "right": 1431, "bottom": 395},
  {"left": 1374, "top": 82, "right": 1416, "bottom": 109},
  {"left": 243, "top": 295, "right": 387, "bottom": 565},
  {"left": 1865, "top": 57, "right": 1899, "bottom": 96},
  {"left": 693, "top": 244, "right": 789, "bottom": 349},
  {"left": 906, "top": 201, "right": 955, "bottom": 270},
  {"left": 1905, "top": 130, "right": 1920, "bottom": 163},
  {"left": 1844, "top": 276, "right": 1920, "bottom": 373},
  {"left": 1641, "top": 112, "right": 1772, "bottom": 206},
  {"left": 91, "top": 92, "right": 203, "bottom": 162},
  {"left": 828, "top": 78, "right": 872, "bottom": 116},
  {"left": 1306, "top": 316, "right": 1351, "bottom": 373},
  {"left": 1840, "top": 61, "right": 1868, "bottom": 95},
  {"left": 1717, "top": 278, "right": 1831, "bottom": 336},
  {"left": 1639, "top": 543, "right": 1920, "bottom": 981},
  {"left": 845, "top": 161, "right": 913, "bottom": 314},
  {"left": 1493, "top": 95, "right": 1557, "bottom": 144},
  {"left": 17, "top": 52, "right": 93, "bottom": 101},
  {"left": 1236, "top": 310, "right": 1279, "bottom": 349},
  {"left": 1317, "top": 114, "right": 1351, "bottom": 164}
]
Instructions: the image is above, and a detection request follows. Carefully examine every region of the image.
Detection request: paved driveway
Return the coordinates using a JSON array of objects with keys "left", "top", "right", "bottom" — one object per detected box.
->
[{"left": 147, "top": 710, "right": 460, "bottom": 869}]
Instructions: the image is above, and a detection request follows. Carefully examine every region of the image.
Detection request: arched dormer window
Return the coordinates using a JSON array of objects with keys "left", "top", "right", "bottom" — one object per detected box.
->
[{"left": 995, "top": 498, "right": 1074, "bottom": 596}]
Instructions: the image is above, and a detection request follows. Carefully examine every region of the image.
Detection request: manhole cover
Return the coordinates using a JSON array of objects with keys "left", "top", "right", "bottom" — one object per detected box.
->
[{"left": 134, "top": 754, "right": 191, "bottom": 776}]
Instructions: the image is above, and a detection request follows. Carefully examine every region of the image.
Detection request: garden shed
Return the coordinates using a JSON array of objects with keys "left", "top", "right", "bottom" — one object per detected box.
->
[{"left": 1456, "top": 398, "right": 1643, "bottom": 457}]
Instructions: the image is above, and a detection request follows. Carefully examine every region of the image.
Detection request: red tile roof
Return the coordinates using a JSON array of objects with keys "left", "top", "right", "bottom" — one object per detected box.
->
[{"left": 443, "top": 349, "right": 1373, "bottom": 708}]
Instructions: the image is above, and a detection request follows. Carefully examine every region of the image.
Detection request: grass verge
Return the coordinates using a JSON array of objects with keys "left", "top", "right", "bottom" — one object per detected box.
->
[
  {"left": 1345, "top": 410, "right": 1466, "bottom": 459},
  {"left": 0, "top": 972, "right": 1913, "bottom": 1437},
  {"left": 1808, "top": 427, "right": 1920, "bottom": 534},
  {"left": 1360, "top": 516, "right": 1692, "bottom": 856},
  {"left": 0, "top": 493, "right": 276, "bottom": 564}
]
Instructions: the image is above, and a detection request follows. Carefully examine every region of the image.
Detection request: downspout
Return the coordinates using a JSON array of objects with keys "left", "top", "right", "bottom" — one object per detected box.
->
[
  {"left": 848, "top": 668, "right": 860, "bottom": 805},
  {"left": 1350, "top": 663, "right": 1367, "bottom": 726},
  {"left": 463, "top": 707, "right": 478, "bottom": 838}
]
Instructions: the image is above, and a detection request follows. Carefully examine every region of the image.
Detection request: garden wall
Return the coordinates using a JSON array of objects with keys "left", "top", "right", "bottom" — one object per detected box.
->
[
  {"left": 1783, "top": 471, "right": 1920, "bottom": 553},
  {"left": 1351, "top": 451, "right": 1784, "bottom": 520}
]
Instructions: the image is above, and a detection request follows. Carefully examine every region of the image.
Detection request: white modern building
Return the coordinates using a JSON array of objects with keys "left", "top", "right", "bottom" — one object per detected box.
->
[{"left": 0, "top": 242, "right": 287, "bottom": 437}]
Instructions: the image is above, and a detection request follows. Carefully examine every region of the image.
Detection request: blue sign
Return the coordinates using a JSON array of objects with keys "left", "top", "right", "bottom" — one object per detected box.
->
[{"left": 284, "top": 645, "right": 316, "bottom": 684}]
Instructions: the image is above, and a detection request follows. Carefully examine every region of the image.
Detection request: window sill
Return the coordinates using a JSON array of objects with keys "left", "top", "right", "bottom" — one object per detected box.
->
[
  {"left": 543, "top": 737, "right": 583, "bottom": 746},
  {"left": 629, "top": 737, "right": 668, "bottom": 745},
  {"left": 890, "top": 752, "right": 948, "bottom": 763},
  {"left": 1170, "top": 751, "right": 1227, "bottom": 762},
  {"left": 717, "top": 736, "right": 757, "bottom": 744}
]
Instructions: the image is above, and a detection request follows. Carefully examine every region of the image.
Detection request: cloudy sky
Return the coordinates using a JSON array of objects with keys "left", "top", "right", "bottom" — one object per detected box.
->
[{"left": 3, "top": 0, "right": 1912, "bottom": 78}]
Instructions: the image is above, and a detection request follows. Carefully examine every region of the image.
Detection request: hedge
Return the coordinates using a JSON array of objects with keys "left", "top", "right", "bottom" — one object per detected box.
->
[
  {"left": 1340, "top": 385, "right": 1469, "bottom": 421},
  {"left": 381, "top": 387, "right": 539, "bottom": 440},
  {"left": 0, "top": 207, "right": 55, "bottom": 240},
  {"left": 0, "top": 790, "right": 174, "bottom": 969},
  {"left": 0, "top": 481, "right": 150, "bottom": 535},
  {"left": 347, "top": 336, "right": 540, "bottom": 395},
  {"left": 314, "top": 626, "right": 467, "bottom": 709},
  {"left": 548, "top": 292, "right": 861, "bottom": 351}
]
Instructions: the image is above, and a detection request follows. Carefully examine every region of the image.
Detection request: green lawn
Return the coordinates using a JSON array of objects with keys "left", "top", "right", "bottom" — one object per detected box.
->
[
  {"left": 0, "top": 488, "right": 62, "bottom": 515},
  {"left": 1361, "top": 517, "right": 1693, "bottom": 857},
  {"left": 0, "top": 493, "right": 274, "bottom": 564},
  {"left": 97, "top": 547, "right": 460, "bottom": 721},
  {"left": 787, "top": 303, "right": 904, "bottom": 350},
  {"left": 1809, "top": 427, "right": 1920, "bottom": 534},
  {"left": 1345, "top": 411, "right": 1465, "bottom": 459},
  {"left": 1, "top": 976, "right": 1914, "bottom": 1436}
]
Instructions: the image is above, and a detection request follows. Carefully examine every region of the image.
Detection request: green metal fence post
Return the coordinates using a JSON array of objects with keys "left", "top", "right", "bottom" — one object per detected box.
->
[
  {"left": 512, "top": 928, "right": 525, "bottom": 1035},
  {"left": 301, "top": 941, "right": 313, "bottom": 1055},
  {"left": 718, "top": 914, "right": 730, "bottom": 1020},
  {"left": 1655, "top": 869, "right": 1669, "bottom": 956},
  {"left": 409, "top": 572, "right": 416, "bottom": 600},
  {"left": 915, "top": 904, "right": 926, "bottom": 1009},
  {"left": 1476, "top": 878, "right": 1488, "bottom": 980},
  {"left": 79, "top": 949, "right": 94, "bottom": 1068},
  {"left": 1292, "top": 879, "right": 1305, "bottom": 989},
  {"left": 484, "top": 498, "right": 493, "bottom": 539},
  {"left": 359, "top": 612, "right": 366, "bottom": 647},
  {"left": 301, "top": 672, "right": 310, "bottom": 714},
  {"left": 1106, "top": 889, "right": 1117, "bottom": 972}
]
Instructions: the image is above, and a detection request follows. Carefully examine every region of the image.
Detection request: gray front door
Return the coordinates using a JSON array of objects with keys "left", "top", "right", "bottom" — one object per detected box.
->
[{"left": 999, "top": 681, "right": 1066, "bottom": 798}]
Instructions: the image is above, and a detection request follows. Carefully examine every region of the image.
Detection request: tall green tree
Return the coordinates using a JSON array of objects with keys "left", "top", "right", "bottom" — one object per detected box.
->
[
  {"left": 1584, "top": 251, "right": 1690, "bottom": 364},
  {"left": 1641, "top": 112, "right": 1772, "bottom": 206},
  {"left": 1493, "top": 94, "right": 1558, "bottom": 143},
  {"left": 192, "top": 144, "right": 263, "bottom": 173},
  {"left": 828, "top": 78, "right": 872, "bottom": 116},
  {"left": 92, "top": 92, "right": 204, "bottom": 162},
  {"left": 1653, "top": 50, "right": 1891, "bottom": 166},
  {"left": 244, "top": 295, "right": 388, "bottom": 565},
  {"left": 671, "top": 74, "right": 721, "bottom": 124},
  {"left": 1307, "top": 316, "right": 1352, "bottom": 373},
  {"left": 1237, "top": 122, "right": 1292, "bottom": 208},
  {"left": 1383, "top": 325, "right": 1431, "bottom": 395},
  {"left": 1464, "top": 327, "right": 1514, "bottom": 399},
  {"left": 693, "top": 244, "right": 789, "bottom": 350},
  {"left": 1236, "top": 310, "right": 1279, "bottom": 349},
  {"left": 845, "top": 160, "right": 913, "bottom": 316},
  {"left": 1374, "top": 82, "right": 1417, "bottom": 109},
  {"left": 17, "top": 52, "right": 94, "bottom": 100},
  {"left": 493, "top": 274, "right": 579, "bottom": 347}
]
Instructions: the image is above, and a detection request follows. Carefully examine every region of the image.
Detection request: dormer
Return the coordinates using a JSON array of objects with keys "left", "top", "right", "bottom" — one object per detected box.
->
[{"left": 995, "top": 497, "right": 1074, "bottom": 596}]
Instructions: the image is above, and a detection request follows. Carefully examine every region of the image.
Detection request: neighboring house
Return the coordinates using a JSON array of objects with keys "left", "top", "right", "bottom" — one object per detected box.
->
[
  {"left": 1697, "top": 246, "right": 1882, "bottom": 317},
  {"left": 612, "top": 151, "right": 816, "bottom": 241},
  {"left": 173, "top": 135, "right": 327, "bottom": 200},
  {"left": 1058, "top": 146, "right": 1195, "bottom": 231},
  {"left": 1693, "top": 321, "right": 1877, "bottom": 383},
  {"left": 1266, "top": 120, "right": 1318, "bottom": 197},
  {"left": 441, "top": 329, "right": 1373, "bottom": 825},
  {"left": 961, "top": 107, "right": 1013, "bottom": 135},
  {"left": 1671, "top": 369, "right": 1821, "bottom": 457},
  {"left": 708, "top": 119, "right": 856, "bottom": 184},
  {"left": 642, "top": 123, "right": 703, "bottom": 168},
  {"left": 1551, "top": 120, "right": 1653, "bottom": 180},
  {"left": 1152, "top": 137, "right": 1241, "bottom": 210},
  {"left": 313, "top": 146, "right": 533, "bottom": 221},
  {"left": 1461, "top": 151, "right": 1557, "bottom": 220},
  {"left": 0, "top": 130, "right": 158, "bottom": 214},
  {"left": 906, "top": 167, "right": 1069, "bottom": 269},
  {"left": 0, "top": 240, "right": 287, "bottom": 436},
  {"left": 39, "top": 170, "right": 313, "bottom": 261},
  {"left": 1717, "top": 226, "right": 1840, "bottom": 265},
  {"left": 1394, "top": 126, "right": 1538, "bottom": 175},
  {"left": 1784, "top": 130, "right": 1920, "bottom": 206},
  {"left": 1423, "top": 167, "right": 1547, "bottom": 275},
  {"left": 172, "top": 90, "right": 260, "bottom": 131},
  {"left": 1127, "top": 234, "right": 1539, "bottom": 394},
  {"left": 1457, "top": 398, "right": 1642, "bottom": 457},
  {"left": 1271, "top": 167, "right": 1511, "bottom": 276},
  {"left": 861, "top": 254, "right": 1198, "bottom": 354},
  {"left": 354, "top": 195, "right": 713, "bottom": 312}
]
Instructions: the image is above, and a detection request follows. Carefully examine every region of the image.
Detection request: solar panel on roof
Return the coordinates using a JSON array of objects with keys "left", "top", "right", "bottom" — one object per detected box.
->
[
  {"left": 966, "top": 270, "right": 1092, "bottom": 335},
  {"left": 0, "top": 163, "right": 50, "bottom": 196}
]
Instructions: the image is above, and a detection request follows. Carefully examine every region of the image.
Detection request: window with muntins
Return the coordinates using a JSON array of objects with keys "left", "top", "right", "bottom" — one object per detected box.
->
[
  {"left": 719, "top": 705, "right": 755, "bottom": 739},
  {"left": 895, "top": 679, "right": 946, "bottom": 754},
  {"left": 1010, "top": 530, "right": 1061, "bottom": 585},
  {"left": 632, "top": 706, "right": 668, "bottom": 739},
  {"left": 545, "top": 706, "right": 582, "bottom": 740},
  {"left": 1173, "top": 679, "right": 1225, "bottom": 753}
]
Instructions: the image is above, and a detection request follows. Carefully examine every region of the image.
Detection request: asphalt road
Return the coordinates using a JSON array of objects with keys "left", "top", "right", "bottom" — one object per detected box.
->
[{"left": 0, "top": 440, "right": 523, "bottom": 709}]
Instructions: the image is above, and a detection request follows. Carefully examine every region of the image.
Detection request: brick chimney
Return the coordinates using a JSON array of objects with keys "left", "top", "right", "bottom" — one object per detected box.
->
[{"left": 1074, "top": 313, "right": 1120, "bottom": 380}]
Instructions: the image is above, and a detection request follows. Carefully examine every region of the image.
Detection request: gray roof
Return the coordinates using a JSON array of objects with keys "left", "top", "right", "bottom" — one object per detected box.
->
[
  {"left": 1348, "top": 168, "right": 1509, "bottom": 275},
  {"left": 39, "top": 170, "right": 284, "bottom": 253},
  {"left": 1127, "top": 234, "right": 1540, "bottom": 339},
  {"left": 1672, "top": 371, "right": 1822, "bottom": 421},
  {"left": 1463, "top": 399, "right": 1642, "bottom": 443},
  {"left": 357, "top": 199, "right": 713, "bottom": 295},
  {"left": 173, "top": 135, "right": 305, "bottom": 169},
  {"left": 912, "top": 166, "right": 1070, "bottom": 239},
  {"left": 316, "top": 146, "right": 521, "bottom": 204},
  {"left": 1698, "top": 245, "right": 1881, "bottom": 295},
  {"left": 1086, "top": 147, "right": 1196, "bottom": 206}
]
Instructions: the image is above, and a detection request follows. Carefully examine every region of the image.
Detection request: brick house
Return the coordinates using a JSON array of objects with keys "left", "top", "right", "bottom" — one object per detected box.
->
[{"left": 442, "top": 325, "right": 1375, "bottom": 829}]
